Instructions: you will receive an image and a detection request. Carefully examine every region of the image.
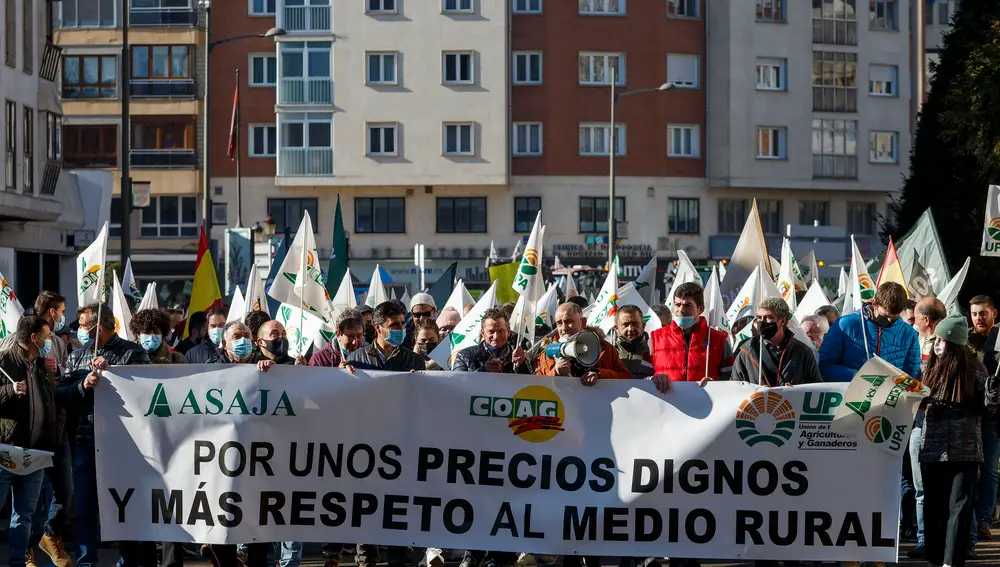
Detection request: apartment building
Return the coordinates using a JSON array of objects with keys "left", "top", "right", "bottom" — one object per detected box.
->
[
  {"left": 707, "top": 0, "right": 913, "bottom": 266},
  {"left": 53, "top": 0, "right": 205, "bottom": 305},
  {"left": 923, "top": 0, "right": 959, "bottom": 94},
  {"left": 1, "top": 0, "right": 85, "bottom": 309}
]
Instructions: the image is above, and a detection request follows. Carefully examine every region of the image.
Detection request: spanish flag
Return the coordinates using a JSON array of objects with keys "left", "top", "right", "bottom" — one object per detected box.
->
[
  {"left": 184, "top": 228, "right": 223, "bottom": 338},
  {"left": 876, "top": 236, "right": 909, "bottom": 297}
]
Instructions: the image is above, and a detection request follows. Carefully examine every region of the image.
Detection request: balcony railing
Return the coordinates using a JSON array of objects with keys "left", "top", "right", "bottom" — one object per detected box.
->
[
  {"left": 130, "top": 79, "right": 196, "bottom": 98},
  {"left": 40, "top": 161, "right": 61, "bottom": 196},
  {"left": 130, "top": 149, "right": 197, "bottom": 168},
  {"left": 282, "top": 5, "right": 332, "bottom": 33},
  {"left": 129, "top": 8, "right": 198, "bottom": 27},
  {"left": 278, "top": 77, "right": 333, "bottom": 105},
  {"left": 279, "top": 147, "right": 333, "bottom": 176},
  {"left": 40, "top": 43, "right": 62, "bottom": 82}
]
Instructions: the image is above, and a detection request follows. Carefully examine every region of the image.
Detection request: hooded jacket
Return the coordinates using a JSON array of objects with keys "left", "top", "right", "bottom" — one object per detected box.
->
[{"left": 818, "top": 310, "right": 920, "bottom": 382}]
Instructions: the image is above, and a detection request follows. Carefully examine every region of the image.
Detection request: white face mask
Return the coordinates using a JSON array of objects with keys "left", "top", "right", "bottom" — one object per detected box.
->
[{"left": 933, "top": 341, "right": 946, "bottom": 357}]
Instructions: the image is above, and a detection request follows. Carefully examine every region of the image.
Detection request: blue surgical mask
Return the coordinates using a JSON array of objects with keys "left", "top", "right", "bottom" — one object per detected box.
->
[
  {"left": 674, "top": 316, "right": 697, "bottom": 330},
  {"left": 77, "top": 328, "right": 93, "bottom": 347},
  {"left": 484, "top": 342, "right": 505, "bottom": 356},
  {"left": 38, "top": 338, "right": 52, "bottom": 359},
  {"left": 140, "top": 334, "right": 162, "bottom": 353},
  {"left": 52, "top": 315, "right": 65, "bottom": 333},
  {"left": 385, "top": 329, "right": 406, "bottom": 348},
  {"left": 231, "top": 337, "right": 254, "bottom": 360},
  {"left": 208, "top": 327, "right": 225, "bottom": 346}
]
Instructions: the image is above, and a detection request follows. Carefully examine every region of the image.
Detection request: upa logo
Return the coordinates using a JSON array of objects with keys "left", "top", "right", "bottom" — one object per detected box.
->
[
  {"left": 469, "top": 385, "right": 565, "bottom": 443},
  {"left": 986, "top": 218, "right": 1000, "bottom": 251},
  {"left": 800, "top": 391, "right": 843, "bottom": 423},
  {"left": 857, "top": 273, "right": 876, "bottom": 302},
  {"left": 78, "top": 260, "right": 101, "bottom": 297},
  {"left": 735, "top": 391, "right": 797, "bottom": 447},
  {"left": 865, "top": 416, "right": 909, "bottom": 452}
]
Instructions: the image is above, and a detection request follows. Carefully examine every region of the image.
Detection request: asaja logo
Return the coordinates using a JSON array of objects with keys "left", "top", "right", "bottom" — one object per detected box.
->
[
  {"left": 987, "top": 217, "right": 1000, "bottom": 243},
  {"left": 78, "top": 261, "right": 101, "bottom": 297},
  {"left": 857, "top": 273, "right": 876, "bottom": 301},
  {"left": 735, "top": 391, "right": 797, "bottom": 447},
  {"left": 470, "top": 385, "right": 565, "bottom": 443},
  {"left": 144, "top": 383, "right": 297, "bottom": 417}
]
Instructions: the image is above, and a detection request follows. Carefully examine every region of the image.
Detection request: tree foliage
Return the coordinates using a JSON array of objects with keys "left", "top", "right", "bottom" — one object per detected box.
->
[{"left": 886, "top": 4, "right": 1000, "bottom": 304}]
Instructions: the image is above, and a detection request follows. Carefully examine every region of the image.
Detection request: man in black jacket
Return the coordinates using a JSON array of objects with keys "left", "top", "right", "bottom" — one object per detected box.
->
[
  {"left": 731, "top": 297, "right": 821, "bottom": 386},
  {"left": 185, "top": 307, "right": 228, "bottom": 363},
  {"left": 253, "top": 320, "right": 302, "bottom": 367},
  {"left": 174, "top": 311, "right": 208, "bottom": 355},
  {"left": 57, "top": 303, "right": 150, "bottom": 567}
]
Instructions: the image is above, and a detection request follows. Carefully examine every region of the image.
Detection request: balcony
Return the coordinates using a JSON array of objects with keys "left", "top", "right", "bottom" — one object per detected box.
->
[
  {"left": 281, "top": 4, "right": 332, "bottom": 33},
  {"left": 40, "top": 161, "right": 61, "bottom": 196},
  {"left": 130, "top": 149, "right": 197, "bottom": 169},
  {"left": 278, "top": 77, "right": 332, "bottom": 105},
  {"left": 129, "top": 7, "right": 198, "bottom": 27},
  {"left": 278, "top": 147, "right": 333, "bottom": 176},
  {"left": 39, "top": 43, "right": 62, "bottom": 83},
  {"left": 130, "top": 79, "right": 196, "bottom": 98}
]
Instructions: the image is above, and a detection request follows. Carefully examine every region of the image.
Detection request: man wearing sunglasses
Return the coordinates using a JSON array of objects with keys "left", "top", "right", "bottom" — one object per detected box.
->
[{"left": 405, "top": 293, "right": 438, "bottom": 350}]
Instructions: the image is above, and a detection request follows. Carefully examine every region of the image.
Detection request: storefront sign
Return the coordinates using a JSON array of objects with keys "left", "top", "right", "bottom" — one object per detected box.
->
[{"left": 553, "top": 243, "right": 654, "bottom": 261}]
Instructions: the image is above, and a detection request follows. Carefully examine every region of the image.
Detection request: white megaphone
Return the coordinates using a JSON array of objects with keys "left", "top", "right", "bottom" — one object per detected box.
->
[{"left": 544, "top": 330, "right": 601, "bottom": 368}]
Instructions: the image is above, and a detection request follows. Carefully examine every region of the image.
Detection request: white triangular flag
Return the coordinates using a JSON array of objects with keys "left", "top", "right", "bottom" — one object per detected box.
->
[
  {"left": 721, "top": 200, "right": 771, "bottom": 305},
  {"left": 0, "top": 272, "right": 25, "bottom": 341},
  {"left": 776, "top": 238, "right": 799, "bottom": 312},
  {"left": 122, "top": 259, "right": 142, "bottom": 305},
  {"left": 245, "top": 265, "right": 267, "bottom": 313},
  {"left": 800, "top": 250, "right": 818, "bottom": 286},
  {"left": 634, "top": 256, "right": 657, "bottom": 306},
  {"left": 77, "top": 222, "right": 109, "bottom": 306},
  {"left": 794, "top": 280, "right": 831, "bottom": 324},
  {"left": 110, "top": 270, "right": 134, "bottom": 342},
  {"left": 838, "top": 267, "right": 849, "bottom": 297},
  {"left": 227, "top": 288, "right": 247, "bottom": 323},
  {"left": 588, "top": 270, "right": 620, "bottom": 333},
  {"left": 331, "top": 269, "right": 358, "bottom": 314},
  {"left": 364, "top": 265, "right": 390, "bottom": 309},
  {"left": 266, "top": 212, "right": 334, "bottom": 323},
  {"left": 443, "top": 279, "right": 475, "bottom": 315},
  {"left": 429, "top": 281, "right": 499, "bottom": 369},
  {"left": 844, "top": 236, "right": 875, "bottom": 314},
  {"left": 666, "top": 250, "right": 701, "bottom": 306},
  {"left": 400, "top": 289, "right": 411, "bottom": 308},
  {"left": 138, "top": 283, "right": 158, "bottom": 311},
  {"left": 936, "top": 257, "right": 970, "bottom": 314},
  {"left": 274, "top": 302, "right": 324, "bottom": 357},
  {"left": 704, "top": 266, "right": 726, "bottom": 330},
  {"left": 513, "top": 213, "right": 545, "bottom": 302},
  {"left": 565, "top": 273, "right": 579, "bottom": 298},
  {"left": 535, "top": 284, "right": 560, "bottom": 328}
]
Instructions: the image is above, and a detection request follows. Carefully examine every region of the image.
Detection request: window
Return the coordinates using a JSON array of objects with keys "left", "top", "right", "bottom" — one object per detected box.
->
[
  {"left": 140, "top": 196, "right": 198, "bottom": 238},
  {"left": 869, "top": 131, "right": 898, "bottom": 163},
  {"left": 799, "top": 201, "right": 830, "bottom": 225},
  {"left": 59, "top": 0, "right": 117, "bottom": 28},
  {"left": 132, "top": 120, "right": 194, "bottom": 150},
  {"left": 666, "top": 54, "right": 699, "bottom": 88},
  {"left": 513, "top": 0, "right": 541, "bottom": 13},
  {"left": 514, "top": 197, "right": 541, "bottom": 233},
  {"left": 925, "top": 4, "right": 933, "bottom": 25},
  {"left": 757, "top": 200, "right": 782, "bottom": 235},
  {"left": 579, "top": 52, "right": 624, "bottom": 85},
  {"left": 367, "top": 123, "right": 398, "bottom": 156},
  {"left": 249, "top": 124, "right": 276, "bottom": 157},
  {"left": 443, "top": 0, "right": 473, "bottom": 13},
  {"left": 22, "top": 107, "right": 32, "bottom": 194},
  {"left": 278, "top": 41, "right": 332, "bottom": 105},
  {"left": 355, "top": 197, "right": 405, "bottom": 234},
  {"left": 812, "top": 0, "right": 857, "bottom": 45},
  {"left": 579, "top": 123, "right": 625, "bottom": 156},
  {"left": 938, "top": 0, "right": 950, "bottom": 26},
  {"left": 811, "top": 119, "right": 858, "bottom": 179},
  {"left": 668, "top": 198, "right": 699, "bottom": 234},
  {"left": 212, "top": 202, "right": 228, "bottom": 225},
  {"left": 4, "top": 101, "right": 15, "bottom": 190},
  {"left": 268, "top": 198, "right": 319, "bottom": 233},
  {"left": 578, "top": 197, "right": 625, "bottom": 233},
  {"left": 437, "top": 198, "right": 487, "bottom": 233},
  {"left": 250, "top": 54, "right": 277, "bottom": 86},
  {"left": 45, "top": 112, "right": 61, "bottom": 161},
  {"left": 109, "top": 196, "right": 122, "bottom": 237},
  {"left": 667, "top": 124, "right": 699, "bottom": 157},
  {"left": 869, "top": 0, "right": 897, "bottom": 30},
  {"left": 62, "top": 55, "right": 117, "bottom": 99},
  {"left": 366, "top": 52, "right": 397, "bottom": 85},
  {"left": 847, "top": 202, "right": 876, "bottom": 235},
  {"left": 278, "top": 112, "right": 333, "bottom": 175},
  {"left": 512, "top": 122, "right": 542, "bottom": 156},
  {"left": 755, "top": 57, "right": 785, "bottom": 91},
  {"left": 250, "top": 0, "right": 276, "bottom": 15},
  {"left": 718, "top": 199, "right": 749, "bottom": 234},
  {"left": 756, "top": 0, "right": 784, "bottom": 22},
  {"left": 131, "top": 46, "right": 191, "bottom": 98},
  {"left": 23, "top": 0, "right": 33, "bottom": 74},
  {"left": 442, "top": 51, "right": 473, "bottom": 84},
  {"left": 513, "top": 52, "right": 542, "bottom": 85},
  {"left": 756, "top": 127, "right": 786, "bottom": 159},
  {"left": 366, "top": 0, "right": 396, "bottom": 14},
  {"left": 5, "top": 0, "right": 14, "bottom": 68},
  {"left": 579, "top": 0, "right": 624, "bottom": 15},
  {"left": 63, "top": 124, "right": 117, "bottom": 168},
  {"left": 443, "top": 123, "right": 474, "bottom": 155},
  {"left": 667, "top": 0, "right": 697, "bottom": 18},
  {"left": 869, "top": 64, "right": 897, "bottom": 96},
  {"left": 812, "top": 51, "right": 857, "bottom": 112}
]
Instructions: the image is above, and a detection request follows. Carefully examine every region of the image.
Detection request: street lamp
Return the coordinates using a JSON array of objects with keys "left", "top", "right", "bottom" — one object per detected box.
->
[
  {"left": 200, "top": 0, "right": 285, "bottom": 238},
  {"left": 607, "top": 68, "right": 673, "bottom": 268}
]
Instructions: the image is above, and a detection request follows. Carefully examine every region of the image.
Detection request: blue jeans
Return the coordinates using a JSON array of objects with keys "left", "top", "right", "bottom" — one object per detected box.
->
[
  {"left": 971, "top": 420, "right": 1000, "bottom": 545},
  {"left": 910, "top": 424, "right": 925, "bottom": 546},
  {"left": 74, "top": 444, "right": 100, "bottom": 567},
  {"left": 30, "top": 434, "right": 74, "bottom": 545},
  {"left": 279, "top": 542, "right": 302, "bottom": 567},
  {"left": 0, "top": 469, "right": 46, "bottom": 567}
]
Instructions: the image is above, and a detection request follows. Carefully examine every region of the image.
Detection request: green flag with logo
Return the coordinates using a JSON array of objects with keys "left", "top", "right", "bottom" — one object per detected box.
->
[{"left": 325, "top": 194, "right": 348, "bottom": 296}]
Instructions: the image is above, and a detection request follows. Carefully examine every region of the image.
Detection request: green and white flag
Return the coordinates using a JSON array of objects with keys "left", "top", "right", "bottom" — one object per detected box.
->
[
  {"left": 0, "top": 271, "right": 24, "bottom": 341},
  {"left": 267, "top": 212, "right": 334, "bottom": 323},
  {"left": 587, "top": 270, "right": 619, "bottom": 332},
  {"left": 428, "top": 281, "right": 498, "bottom": 370},
  {"left": 666, "top": 250, "right": 701, "bottom": 305}
]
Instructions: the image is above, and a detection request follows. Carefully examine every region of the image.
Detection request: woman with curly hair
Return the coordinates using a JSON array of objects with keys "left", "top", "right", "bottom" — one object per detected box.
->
[{"left": 130, "top": 309, "right": 186, "bottom": 363}]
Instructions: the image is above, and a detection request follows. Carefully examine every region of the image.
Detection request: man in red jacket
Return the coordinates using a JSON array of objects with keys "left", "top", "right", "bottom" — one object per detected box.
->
[{"left": 650, "top": 282, "right": 733, "bottom": 393}]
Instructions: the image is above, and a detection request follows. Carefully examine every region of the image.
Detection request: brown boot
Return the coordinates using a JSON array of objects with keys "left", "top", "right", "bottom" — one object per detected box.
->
[
  {"left": 26, "top": 548, "right": 38, "bottom": 567},
  {"left": 39, "top": 534, "right": 73, "bottom": 567}
]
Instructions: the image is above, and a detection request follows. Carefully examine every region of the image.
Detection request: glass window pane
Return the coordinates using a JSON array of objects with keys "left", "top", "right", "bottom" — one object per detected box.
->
[
  {"left": 181, "top": 197, "right": 197, "bottom": 223},
  {"left": 133, "top": 49, "right": 149, "bottom": 78},
  {"left": 160, "top": 197, "right": 179, "bottom": 225},
  {"left": 152, "top": 46, "right": 170, "bottom": 77},
  {"left": 171, "top": 47, "right": 188, "bottom": 77}
]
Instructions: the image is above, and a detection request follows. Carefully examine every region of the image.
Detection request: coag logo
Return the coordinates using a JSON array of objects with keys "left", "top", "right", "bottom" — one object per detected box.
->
[
  {"left": 470, "top": 385, "right": 565, "bottom": 443},
  {"left": 858, "top": 273, "right": 876, "bottom": 301},
  {"left": 143, "top": 383, "right": 297, "bottom": 418},
  {"left": 865, "top": 416, "right": 908, "bottom": 451},
  {"left": 735, "top": 391, "right": 797, "bottom": 447}
]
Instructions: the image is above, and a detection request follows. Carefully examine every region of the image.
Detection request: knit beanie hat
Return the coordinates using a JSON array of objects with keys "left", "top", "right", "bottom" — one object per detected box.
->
[
  {"left": 934, "top": 313, "right": 969, "bottom": 346},
  {"left": 410, "top": 292, "right": 437, "bottom": 311},
  {"left": 436, "top": 307, "right": 462, "bottom": 328}
]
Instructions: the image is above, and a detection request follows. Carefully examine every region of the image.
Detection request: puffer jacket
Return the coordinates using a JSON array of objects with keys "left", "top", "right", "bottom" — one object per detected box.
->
[
  {"left": 610, "top": 330, "right": 653, "bottom": 378},
  {"left": 919, "top": 361, "right": 999, "bottom": 463},
  {"left": 185, "top": 338, "right": 225, "bottom": 364},
  {"left": 0, "top": 343, "right": 62, "bottom": 451},
  {"left": 452, "top": 342, "right": 520, "bottom": 374},
  {"left": 348, "top": 342, "right": 426, "bottom": 372},
  {"left": 818, "top": 310, "right": 920, "bottom": 382},
  {"left": 58, "top": 334, "right": 149, "bottom": 445}
]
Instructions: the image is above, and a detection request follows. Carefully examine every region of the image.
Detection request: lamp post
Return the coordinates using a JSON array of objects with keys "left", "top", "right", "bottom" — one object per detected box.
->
[
  {"left": 607, "top": 69, "right": 673, "bottom": 268},
  {"left": 120, "top": 0, "right": 132, "bottom": 265},
  {"left": 199, "top": 0, "right": 284, "bottom": 241}
]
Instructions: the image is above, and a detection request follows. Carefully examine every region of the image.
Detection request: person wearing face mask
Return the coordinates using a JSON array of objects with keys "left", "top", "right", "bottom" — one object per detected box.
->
[
  {"left": 309, "top": 309, "right": 365, "bottom": 368},
  {"left": 453, "top": 308, "right": 519, "bottom": 374},
  {"left": 32, "top": 292, "right": 69, "bottom": 376},
  {"left": 253, "top": 320, "right": 303, "bottom": 366},
  {"left": 185, "top": 307, "right": 229, "bottom": 363},
  {"left": 413, "top": 317, "right": 443, "bottom": 370},
  {"left": 131, "top": 310, "right": 187, "bottom": 364},
  {"left": 358, "top": 305, "right": 377, "bottom": 345},
  {"left": 174, "top": 311, "right": 209, "bottom": 355},
  {"left": 731, "top": 298, "right": 822, "bottom": 386},
  {"left": 649, "top": 282, "right": 734, "bottom": 392},
  {"left": 818, "top": 282, "right": 920, "bottom": 382},
  {"left": 407, "top": 293, "right": 437, "bottom": 347},
  {"left": 611, "top": 305, "right": 653, "bottom": 378},
  {"left": 519, "top": 302, "right": 630, "bottom": 385}
]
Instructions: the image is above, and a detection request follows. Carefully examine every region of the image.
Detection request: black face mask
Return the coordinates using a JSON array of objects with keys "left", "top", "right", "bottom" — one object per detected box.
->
[
  {"left": 263, "top": 338, "right": 287, "bottom": 359},
  {"left": 364, "top": 324, "right": 376, "bottom": 344},
  {"left": 416, "top": 342, "right": 437, "bottom": 356},
  {"left": 873, "top": 315, "right": 893, "bottom": 329},
  {"left": 756, "top": 321, "right": 779, "bottom": 340}
]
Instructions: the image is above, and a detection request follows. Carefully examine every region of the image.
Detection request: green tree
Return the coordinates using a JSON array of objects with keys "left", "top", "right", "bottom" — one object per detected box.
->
[{"left": 885, "top": 4, "right": 1000, "bottom": 304}]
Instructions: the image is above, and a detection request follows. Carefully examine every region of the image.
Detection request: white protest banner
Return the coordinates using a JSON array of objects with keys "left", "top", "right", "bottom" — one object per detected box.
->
[
  {"left": 97, "top": 367, "right": 910, "bottom": 562},
  {"left": 0, "top": 444, "right": 54, "bottom": 475}
]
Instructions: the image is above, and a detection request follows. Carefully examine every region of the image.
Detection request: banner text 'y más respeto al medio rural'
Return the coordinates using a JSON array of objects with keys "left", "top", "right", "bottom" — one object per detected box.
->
[{"left": 95, "top": 364, "right": 917, "bottom": 561}]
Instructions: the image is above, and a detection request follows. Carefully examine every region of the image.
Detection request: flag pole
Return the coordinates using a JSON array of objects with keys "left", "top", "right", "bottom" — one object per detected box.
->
[
  {"left": 91, "top": 223, "right": 109, "bottom": 361},
  {"left": 234, "top": 69, "right": 243, "bottom": 228},
  {"left": 299, "top": 233, "right": 306, "bottom": 354},
  {"left": 704, "top": 315, "right": 711, "bottom": 380}
]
